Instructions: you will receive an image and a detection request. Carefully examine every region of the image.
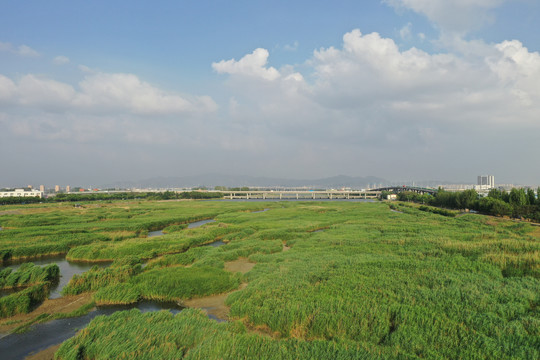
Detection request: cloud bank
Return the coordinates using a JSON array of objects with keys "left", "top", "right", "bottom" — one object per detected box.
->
[
  {"left": 2, "top": 20, "right": 540, "bottom": 185},
  {"left": 385, "top": 0, "right": 507, "bottom": 33}
]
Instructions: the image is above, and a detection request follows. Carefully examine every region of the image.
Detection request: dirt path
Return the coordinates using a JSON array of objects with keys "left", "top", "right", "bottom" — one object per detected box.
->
[{"left": 0, "top": 293, "right": 93, "bottom": 334}]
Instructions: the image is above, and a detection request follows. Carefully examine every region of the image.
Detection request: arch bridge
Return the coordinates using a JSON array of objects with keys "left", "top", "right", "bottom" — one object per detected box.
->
[{"left": 369, "top": 186, "right": 438, "bottom": 195}]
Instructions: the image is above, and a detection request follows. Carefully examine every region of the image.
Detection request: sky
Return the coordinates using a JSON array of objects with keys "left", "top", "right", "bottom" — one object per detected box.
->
[{"left": 1, "top": 0, "right": 539, "bottom": 187}]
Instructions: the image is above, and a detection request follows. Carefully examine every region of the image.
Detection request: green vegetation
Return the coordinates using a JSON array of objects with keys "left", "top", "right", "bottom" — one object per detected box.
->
[
  {"left": 0, "top": 263, "right": 60, "bottom": 318},
  {"left": 62, "top": 259, "right": 142, "bottom": 296},
  {"left": 397, "top": 187, "right": 540, "bottom": 221},
  {"left": 56, "top": 309, "right": 387, "bottom": 359},
  {"left": 0, "top": 262, "right": 59, "bottom": 289},
  {"left": 418, "top": 204, "right": 456, "bottom": 217},
  {"left": 0, "top": 200, "right": 538, "bottom": 358},
  {"left": 0, "top": 201, "right": 266, "bottom": 263},
  {"left": 0, "top": 283, "right": 50, "bottom": 318},
  {"left": 0, "top": 196, "right": 42, "bottom": 205}
]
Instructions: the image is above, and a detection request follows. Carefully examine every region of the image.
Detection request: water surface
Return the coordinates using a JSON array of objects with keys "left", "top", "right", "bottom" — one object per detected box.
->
[
  {"left": 1, "top": 256, "right": 111, "bottom": 299},
  {"left": 0, "top": 300, "right": 182, "bottom": 360},
  {"left": 188, "top": 219, "right": 215, "bottom": 228}
]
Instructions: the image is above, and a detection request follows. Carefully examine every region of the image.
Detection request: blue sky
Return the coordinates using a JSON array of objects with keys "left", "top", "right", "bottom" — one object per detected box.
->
[{"left": 1, "top": 1, "right": 539, "bottom": 186}]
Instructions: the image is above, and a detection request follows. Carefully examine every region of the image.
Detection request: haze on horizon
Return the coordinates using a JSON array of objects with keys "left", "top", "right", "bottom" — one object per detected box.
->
[{"left": 1, "top": 1, "right": 539, "bottom": 187}]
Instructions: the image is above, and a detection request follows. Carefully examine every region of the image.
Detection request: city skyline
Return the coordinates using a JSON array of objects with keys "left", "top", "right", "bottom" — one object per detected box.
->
[{"left": 1, "top": 1, "right": 539, "bottom": 186}]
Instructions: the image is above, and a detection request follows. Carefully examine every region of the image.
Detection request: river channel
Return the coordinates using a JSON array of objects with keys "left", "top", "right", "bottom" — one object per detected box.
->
[
  {"left": 0, "top": 217, "right": 223, "bottom": 359},
  {"left": 0, "top": 301, "right": 183, "bottom": 359},
  {"left": 0, "top": 256, "right": 111, "bottom": 300}
]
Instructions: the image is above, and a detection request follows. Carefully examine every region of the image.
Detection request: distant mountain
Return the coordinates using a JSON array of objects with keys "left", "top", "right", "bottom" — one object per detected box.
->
[{"left": 101, "top": 174, "right": 388, "bottom": 190}]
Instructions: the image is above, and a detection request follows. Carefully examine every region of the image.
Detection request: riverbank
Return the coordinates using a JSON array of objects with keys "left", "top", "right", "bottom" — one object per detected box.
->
[{"left": 0, "top": 293, "right": 93, "bottom": 334}]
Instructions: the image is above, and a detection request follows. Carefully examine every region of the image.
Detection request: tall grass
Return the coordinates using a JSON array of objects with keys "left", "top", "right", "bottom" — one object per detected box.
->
[{"left": 2, "top": 200, "right": 539, "bottom": 358}]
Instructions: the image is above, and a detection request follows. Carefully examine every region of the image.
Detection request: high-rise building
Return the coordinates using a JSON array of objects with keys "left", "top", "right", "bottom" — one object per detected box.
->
[
  {"left": 477, "top": 175, "right": 495, "bottom": 189},
  {"left": 66, "top": 185, "right": 71, "bottom": 193},
  {"left": 55, "top": 185, "right": 60, "bottom": 192},
  {"left": 39, "top": 185, "right": 45, "bottom": 192}
]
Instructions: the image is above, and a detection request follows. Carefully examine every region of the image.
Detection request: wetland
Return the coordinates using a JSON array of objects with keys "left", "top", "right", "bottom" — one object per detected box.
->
[{"left": 0, "top": 200, "right": 538, "bottom": 359}]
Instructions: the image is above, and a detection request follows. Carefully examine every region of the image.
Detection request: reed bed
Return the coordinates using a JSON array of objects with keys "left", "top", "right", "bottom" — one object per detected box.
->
[{"left": 1, "top": 200, "right": 538, "bottom": 358}]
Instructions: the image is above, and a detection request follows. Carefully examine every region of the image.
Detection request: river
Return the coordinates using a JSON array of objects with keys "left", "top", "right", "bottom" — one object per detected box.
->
[{"left": 0, "top": 301, "right": 183, "bottom": 359}]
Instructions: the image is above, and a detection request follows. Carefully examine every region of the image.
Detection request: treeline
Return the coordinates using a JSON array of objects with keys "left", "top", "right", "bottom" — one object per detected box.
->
[
  {"left": 0, "top": 191, "right": 224, "bottom": 205},
  {"left": 392, "top": 188, "right": 540, "bottom": 221},
  {"left": 0, "top": 196, "right": 42, "bottom": 205}
]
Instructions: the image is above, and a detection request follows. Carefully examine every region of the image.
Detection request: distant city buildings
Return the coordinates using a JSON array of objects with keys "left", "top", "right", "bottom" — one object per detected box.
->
[
  {"left": 66, "top": 185, "right": 71, "bottom": 193},
  {"left": 476, "top": 175, "right": 495, "bottom": 190},
  {"left": 55, "top": 185, "right": 60, "bottom": 192},
  {"left": 0, "top": 188, "right": 43, "bottom": 198},
  {"left": 39, "top": 185, "right": 45, "bottom": 192}
]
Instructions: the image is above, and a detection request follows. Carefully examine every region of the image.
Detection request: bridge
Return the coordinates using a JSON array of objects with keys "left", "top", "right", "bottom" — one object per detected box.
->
[
  {"left": 221, "top": 190, "right": 381, "bottom": 200},
  {"left": 369, "top": 186, "right": 438, "bottom": 195}
]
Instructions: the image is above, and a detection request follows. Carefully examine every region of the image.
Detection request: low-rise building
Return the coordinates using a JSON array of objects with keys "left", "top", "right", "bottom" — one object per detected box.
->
[{"left": 0, "top": 188, "right": 44, "bottom": 198}]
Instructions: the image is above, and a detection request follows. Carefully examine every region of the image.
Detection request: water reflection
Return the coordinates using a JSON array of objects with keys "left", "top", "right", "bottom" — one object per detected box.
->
[
  {"left": 188, "top": 219, "right": 215, "bottom": 229},
  {"left": 0, "top": 256, "right": 111, "bottom": 299},
  {"left": 147, "top": 229, "right": 165, "bottom": 237},
  {"left": 0, "top": 300, "right": 183, "bottom": 360}
]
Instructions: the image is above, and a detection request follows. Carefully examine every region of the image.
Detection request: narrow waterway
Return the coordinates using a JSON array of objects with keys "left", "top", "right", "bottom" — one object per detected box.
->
[
  {"left": 146, "top": 218, "right": 216, "bottom": 238},
  {"left": 252, "top": 208, "right": 269, "bottom": 213},
  {"left": 1, "top": 256, "right": 111, "bottom": 299},
  {"left": 187, "top": 219, "right": 215, "bottom": 228},
  {"left": 0, "top": 301, "right": 183, "bottom": 360},
  {"left": 147, "top": 229, "right": 165, "bottom": 237}
]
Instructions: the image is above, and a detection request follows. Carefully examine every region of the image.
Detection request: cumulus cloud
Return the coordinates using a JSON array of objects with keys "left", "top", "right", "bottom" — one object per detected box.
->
[
  {"left": 0, "top": 72, "right": 217, "bottom": 115},
  {"left": 75, "top": 73, "right": 217, "bottom": 115},
  {"left": 3, "top": 26, "right": 540, "bottom": 184},
  {"left": 212, "top": 48, "right": 281, "bottom": 81},
  {"left": 215, "top": 28, "right": 540, "bottom": 154},
  {"left": 53, "top": 55, "right": 70, "bottom": 65},
  {"left": 385, "top": 0, "right": 506, "bottom": 33},
  {"left": 0, "top": 42, "right": 40, "bottom": 57}
]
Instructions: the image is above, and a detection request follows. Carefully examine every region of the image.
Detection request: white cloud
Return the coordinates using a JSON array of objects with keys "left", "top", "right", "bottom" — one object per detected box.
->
[
  {"left": 214, "top": 28, "right": 540, "bottom": 158},
  {"left": 488, "top": 40, "right": 540, "bottom": 106},
  {"left": 78, "top": 65, "right": 93, "bottom": 73},
  {"left": 284, "top": 41, "right": 299, "bottom": 51},
  {"left": 53, "top": 55, "right": 70, "bottom": 65},
  {"left": 400, "top": 23, "right": 412, "bottom": 40},
  {"left": 385, "top": 0, "right": 507, "bottom": 33},
  {"left": 0, "top": 74, "right": 16, "bottom": 101},
  {"left": 18, "top": 75, "right": 77, "bottom": 110},
  {"left": 17, "top": 45, "right": 40, "bottom": 57},
  {"left": 0, "top": 72, "right": 217, "bottom": 115},
  {"left": 3, "top": 27, "right": 540, "bottom": 183},
  {"left": 212, "top": 48, "right": 281, "bottom": 81},
  {"left": 0, "top": 42, "right": 40, "bottom": 57}
]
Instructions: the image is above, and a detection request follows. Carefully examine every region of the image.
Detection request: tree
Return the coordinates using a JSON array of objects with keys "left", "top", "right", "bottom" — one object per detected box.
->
[
  {"left": 488, "top": 188, "right": 503, "bottom": 200},
  {"left": 527, "top": 188, "right": 536, "bottom": 206},
  {"left": 509, "top": 188, "right": 527, "bottom": 207},
  {"left": 458, "top": 189, "right": 478, "bottom": 210}
]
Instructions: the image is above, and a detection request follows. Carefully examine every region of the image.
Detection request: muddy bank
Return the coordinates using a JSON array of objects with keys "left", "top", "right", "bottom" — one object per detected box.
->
[
  {"left": 224, "top": 258, "right": 255, "bottom": 274},
  {"left": 0, "top": 293, "right": 93, "bottom": 334},
  {"left": 25, "top": 344, "right": 60, "bottom": 360},
  {"left": 184, "top": 283, "right": 247, "bottom": 321}
]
